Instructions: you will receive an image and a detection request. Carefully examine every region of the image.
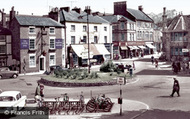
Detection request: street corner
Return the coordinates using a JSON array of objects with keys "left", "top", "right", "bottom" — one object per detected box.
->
[{"left": 110, "top": 99, "right": 149, "bottom": 113}]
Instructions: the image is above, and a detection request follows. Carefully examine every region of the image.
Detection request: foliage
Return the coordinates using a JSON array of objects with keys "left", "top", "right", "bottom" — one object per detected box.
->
[
  {"left": 100, "top": 60, "right": 120, "bottom": 72},
  {"left": 53, "top": 68, "right": 98, "bottom": 80}
]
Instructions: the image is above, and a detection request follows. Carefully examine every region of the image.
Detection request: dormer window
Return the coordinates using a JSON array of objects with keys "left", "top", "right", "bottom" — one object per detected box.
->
[
  {"left": 49, "top": 27, "right": 55, "bottom": 34},
  {"left": 29, "top": 26, "right": 35, "bottom": 34}
]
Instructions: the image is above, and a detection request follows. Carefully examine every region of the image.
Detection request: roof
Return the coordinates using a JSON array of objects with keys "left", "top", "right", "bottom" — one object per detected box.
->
[
  {"left": 15, "top": 15, "right": 64, "bottom": 27},
  {"left": 0, "top": 91, "right": 20, "bottom": 97},
  {"left": 101, "top": 15, "right": 134, "bottom": 23},
  {"left": 0, "top": 26, "right": 12, "bottom": 35},
  {"left": 60, "top": 10, "right": 109, "bottom": 24},
  {"left": 167, "top": 15, "right": 190, "bottom": 32},
  {"left": 127, "top": 8, "right": 153, "bottom": 22}
]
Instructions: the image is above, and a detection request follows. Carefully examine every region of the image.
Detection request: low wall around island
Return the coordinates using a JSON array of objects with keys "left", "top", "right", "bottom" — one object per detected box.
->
[{"left": 38, "top": 78, "right": 117, "bottom": 87}]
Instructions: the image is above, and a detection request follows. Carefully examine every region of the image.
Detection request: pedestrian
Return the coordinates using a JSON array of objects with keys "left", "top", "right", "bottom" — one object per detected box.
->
[
  {"left": 40, "top": 84, "right": 44, "bottom": 101},
  {"left": 155, "top": 59, "right": 158, "bottom": 68},
  {"left": 170, "top": 78, "right": 180, "bottom": 97},
  {"left": 132, "top": 61, "right": 135, "bottom": 70},
  {"left": 151, "top": 56, "right": 154, "bottom": 64},
  {"left": 63, "top": 93, "right": 69, "bottom": 102},
  {"left": 79, "top": 91, "right": 84, "bottom": 104},
  {"left": 172, "top": 61, "right": 175, "bottom": 71},
  {"left": 177, "top": 61, "right": 181, "bottom": 72},
  {"left": 173, "top": 63, "right": 178, "bottom": 74},
  {"left": 35, "top": 83, "right": 41, "bottom": 102}
]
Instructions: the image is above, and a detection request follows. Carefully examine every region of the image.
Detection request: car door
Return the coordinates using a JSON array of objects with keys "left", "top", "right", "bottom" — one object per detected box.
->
[{"left": 4, "top": 68, "right": 12, "bottom": 78}]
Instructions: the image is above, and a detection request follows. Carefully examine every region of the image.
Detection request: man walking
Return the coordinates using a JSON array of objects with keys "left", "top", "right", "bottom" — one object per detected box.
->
[{"left": 170, "top": 78, "right": 180, "bottom": 97}]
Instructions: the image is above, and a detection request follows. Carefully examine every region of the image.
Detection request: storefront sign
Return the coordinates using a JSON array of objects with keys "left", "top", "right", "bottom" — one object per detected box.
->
[
  {"left": 20, "top": 39, "right": 29, "bottom": 49},
  {"left": 182, "top": 49, "right": 189, "bottom": 52},
  {"left": 55, "top": 39, "right": 63, "bottom": 49},
  {"left": 126, "top": 41, "right": 145, "bottom": 46}
]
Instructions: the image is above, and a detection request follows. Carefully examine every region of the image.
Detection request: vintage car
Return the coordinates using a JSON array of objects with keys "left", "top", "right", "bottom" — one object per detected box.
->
[
  {"left": 0, "top": 67, "right": 19, "bottom": 79},
  {"left": 0, "top": 91, "right": 27, "bottom": 110}
]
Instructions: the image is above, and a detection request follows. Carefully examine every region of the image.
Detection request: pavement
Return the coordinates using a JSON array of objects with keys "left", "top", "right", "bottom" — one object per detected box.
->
[{"left": 26, "top": 97, "right": 149, "bottom": 119}]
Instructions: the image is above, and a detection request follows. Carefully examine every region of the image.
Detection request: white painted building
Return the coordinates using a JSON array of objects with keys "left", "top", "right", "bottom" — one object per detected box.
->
[{"left": 60, "top": 7, "right": 112, "bottom": 67}]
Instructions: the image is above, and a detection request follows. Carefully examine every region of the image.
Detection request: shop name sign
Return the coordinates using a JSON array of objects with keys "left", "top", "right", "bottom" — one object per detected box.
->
[
  {"left": 55, "top": 39, "right": 63, "bottom": 49},
  {"left": 117, "top": 77, "right": 126, "bottom": 85},
  {"left": 20, "top": 39, "right": 29, "bottom": 49},
  {"left": 182, "top": 49, "right": 189, "bottom": 52}
]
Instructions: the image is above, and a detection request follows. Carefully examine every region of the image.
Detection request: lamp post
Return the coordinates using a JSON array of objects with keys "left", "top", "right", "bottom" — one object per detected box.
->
[{"left": 79, "top": 6, "right": 91, "bottom": 73}]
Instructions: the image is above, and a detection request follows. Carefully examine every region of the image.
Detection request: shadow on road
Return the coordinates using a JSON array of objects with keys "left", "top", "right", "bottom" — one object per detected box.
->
[
  {"left": 100, "top": 109, "right": 190, "bottom": 119},
  {"left": 136, "top": 69, "right": 174, "bottom": 75},
  {"left": 157, "top": 95, "right": 172, "bottom": 98}
]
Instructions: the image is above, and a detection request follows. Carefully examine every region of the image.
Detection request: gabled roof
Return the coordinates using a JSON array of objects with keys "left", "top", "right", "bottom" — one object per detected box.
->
[
  {"left": 15, "top": 15, "right": 64, "bottom": 27},
  {"left": 167, "top": 15, "right": 190, "bottom": 32},
  {"left": 127, "top": 8, "right": 153, "bottom": 22},
  {"left": 60, "top": 10, "right": 109, "bottom": 24},
  {"left": 100, "top": 15, "right": 134, "bottom": 23},
  {"left": 0, "top": 26, "right": 12, "bottom": 35}
]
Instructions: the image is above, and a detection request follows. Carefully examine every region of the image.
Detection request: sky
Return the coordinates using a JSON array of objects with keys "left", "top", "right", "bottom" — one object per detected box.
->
[{"left": 0, "top": 0, "right": 190, "bottom": 15}]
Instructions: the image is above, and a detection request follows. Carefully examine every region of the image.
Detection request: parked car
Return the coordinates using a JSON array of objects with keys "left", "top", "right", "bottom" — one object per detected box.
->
[
  {"left": 45, "top": 65, "right": 67, "bottom": 75},
  {"left": 0, "top": 67, "right": 19, "bottom": 79},
  {"left": 0, "top": 91, "right": 27, "bottom": 111}
]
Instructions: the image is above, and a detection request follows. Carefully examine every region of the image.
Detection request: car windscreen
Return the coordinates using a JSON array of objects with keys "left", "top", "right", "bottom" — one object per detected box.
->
[{"left": 0, "top": 96, "right": 15, "bottom": 101}]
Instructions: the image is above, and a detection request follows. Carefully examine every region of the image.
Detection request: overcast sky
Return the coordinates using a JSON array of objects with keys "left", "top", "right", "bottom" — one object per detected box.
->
[{"left": 0, "top": 0, "right": 189, "bottom": 15}]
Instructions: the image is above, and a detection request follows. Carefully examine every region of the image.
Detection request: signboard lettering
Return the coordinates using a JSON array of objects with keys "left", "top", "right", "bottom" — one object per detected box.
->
[
  {"left": 55, "top": 39, "right": 63, "bottom": 49},
  {"left": 20, "top": 39, "right": 29, "bottom": 49}
]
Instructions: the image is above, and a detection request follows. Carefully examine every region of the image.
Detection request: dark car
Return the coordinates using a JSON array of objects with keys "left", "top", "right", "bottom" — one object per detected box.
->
[
  {"left": 0, "top": 67, "right": 19, "bottom": 79},
  {"left": 47, "top": 65, "right": 67, "bottom": 74}
]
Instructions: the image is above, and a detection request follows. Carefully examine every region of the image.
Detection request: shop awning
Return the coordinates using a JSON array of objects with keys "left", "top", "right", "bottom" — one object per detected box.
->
[
  {"left": 128, "top": 46, "right": 135, "bottom": 50},
  {"left": 95, "top": 44, "right": 110, "bottom": 55},
  {"left": 133, "top": 46, "right": 139, "bottom": 50},
  {"left": 71, "top": 45, "right": 93, "bottom": 59},
  {"left": 120, "top": 46, "right": 128, "bottom": 50},
  {"left": 138, "top": 46, "right": 146, "bottom": 49},
  {"left": 84, "top": 44, "right": 100, "bottom": 55},
  {"left": 71, "top": 45, "right": 84, "bottom": 57},
  {"left": 146, "top": 44, "right": 156, "bottom": 49}
]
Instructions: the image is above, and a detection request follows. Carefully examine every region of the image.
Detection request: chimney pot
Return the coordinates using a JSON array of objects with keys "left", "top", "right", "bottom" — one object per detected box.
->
[{"left": 138, "top": 5, "right": 143, "bottom": 11}]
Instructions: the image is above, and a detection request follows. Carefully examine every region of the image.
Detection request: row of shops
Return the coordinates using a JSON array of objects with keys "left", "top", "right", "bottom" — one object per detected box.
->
[
  {"left": 67, "top": 41, "right": 156, "bottom": 67},
  {"left": 113, "top": 41, "right": 156, "bottom": 59}
]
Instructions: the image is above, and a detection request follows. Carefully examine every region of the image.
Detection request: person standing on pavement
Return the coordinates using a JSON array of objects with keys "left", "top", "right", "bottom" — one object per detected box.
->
[
  {"left": 132, "top": 61, "right": 135, "bottom": 70},
  {"left": 170, "top": 78, "right": 180, "bottom": 97},
  {"left": 151, "top": 56, "right": 154, "bottom": 64},
  {"left": 35, "top": 83, "right": 41, "bottom": 102},
  {"left": 155, "top": 59, "right": 158, "bottom": 68},
  {"left": 40, "top": 84, "right": 44, "bottom": 101}
]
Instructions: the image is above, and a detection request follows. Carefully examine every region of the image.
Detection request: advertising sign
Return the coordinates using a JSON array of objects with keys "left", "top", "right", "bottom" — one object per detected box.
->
[
  {"left": 55, "top": 39, "right": 63, "bottom": 49},
  {"left": 20, "top": 39, "right": 29, "bottom": 49}
]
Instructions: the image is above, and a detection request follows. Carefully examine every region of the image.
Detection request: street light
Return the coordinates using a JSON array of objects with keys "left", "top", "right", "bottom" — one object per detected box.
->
[{"left": 78, "top": 6, "right": 91, "bottom": 73}]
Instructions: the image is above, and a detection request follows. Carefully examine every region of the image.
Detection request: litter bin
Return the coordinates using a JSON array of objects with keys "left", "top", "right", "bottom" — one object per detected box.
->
[{"left": 129, "top": 68, "right": 133, "bottom": 77}]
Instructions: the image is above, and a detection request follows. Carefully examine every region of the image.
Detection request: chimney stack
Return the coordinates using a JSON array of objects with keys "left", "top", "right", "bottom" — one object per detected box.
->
[
  {"left": 114, "top": 1, "right": 127, "bottom": 16},
  {"left": 48, "top": 7, "right": 60, "bottom": 22},
  {"left": 138, "top": 5, "right": 143, "bottom": 11},
  {"left": 60, "top": 7, "right": 70, "bottom": 12},
  {"left": 162, "top": 7, "right": 167, "bottom": 31},
  {"left": 10, "top": 6, "right": 16, "bottom": 21},
  {"left": 72, "top": 7, "right": 81, "bottom": 14},
  {"left": 84, "top": 6, "right": 91, "bottom": 15}
]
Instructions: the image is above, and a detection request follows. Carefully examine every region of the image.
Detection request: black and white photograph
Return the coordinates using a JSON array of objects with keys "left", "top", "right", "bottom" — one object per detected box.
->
[{"left": 0, "top": 0, "right": 190, "bottom": 119}]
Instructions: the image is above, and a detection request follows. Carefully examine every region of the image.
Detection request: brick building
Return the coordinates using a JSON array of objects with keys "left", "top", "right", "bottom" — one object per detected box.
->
[{"left": 9, "top": 7, "right": 64, "bottom": 73}]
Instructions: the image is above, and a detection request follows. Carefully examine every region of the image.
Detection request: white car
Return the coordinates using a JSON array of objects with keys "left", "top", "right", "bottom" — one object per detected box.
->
[{"left": 0, "top": 91, "right": 27, "bottom": 110}]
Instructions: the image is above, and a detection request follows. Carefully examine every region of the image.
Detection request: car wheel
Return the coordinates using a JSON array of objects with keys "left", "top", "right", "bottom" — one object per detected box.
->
[{"left": 12, "top": 74, "right": 18, "bottom": 78}]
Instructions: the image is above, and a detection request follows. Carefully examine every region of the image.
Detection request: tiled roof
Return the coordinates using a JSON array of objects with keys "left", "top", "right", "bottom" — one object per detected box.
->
[
  {"left": 60, "top": 10, "right": 109, "bottom": 24},
  {"left": 100, "top": 15, "right": 134, "bottom": 23},
  {"left": 0, "top": 26, "right": 11, "bottom": 35},
  {"left": 15, "top": 15, "right": 64, "bottom": 27},
  {"left": 127, "top": 8, "right": 153, "bottom": 22},
  {"left": 167, "top": 15, "right": 190, "bottom": 31}
]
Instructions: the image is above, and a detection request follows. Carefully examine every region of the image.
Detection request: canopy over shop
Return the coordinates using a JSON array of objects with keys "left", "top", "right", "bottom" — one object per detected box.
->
[{"left": 70, "top": 44, "right": 110, "bottom": 66}]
